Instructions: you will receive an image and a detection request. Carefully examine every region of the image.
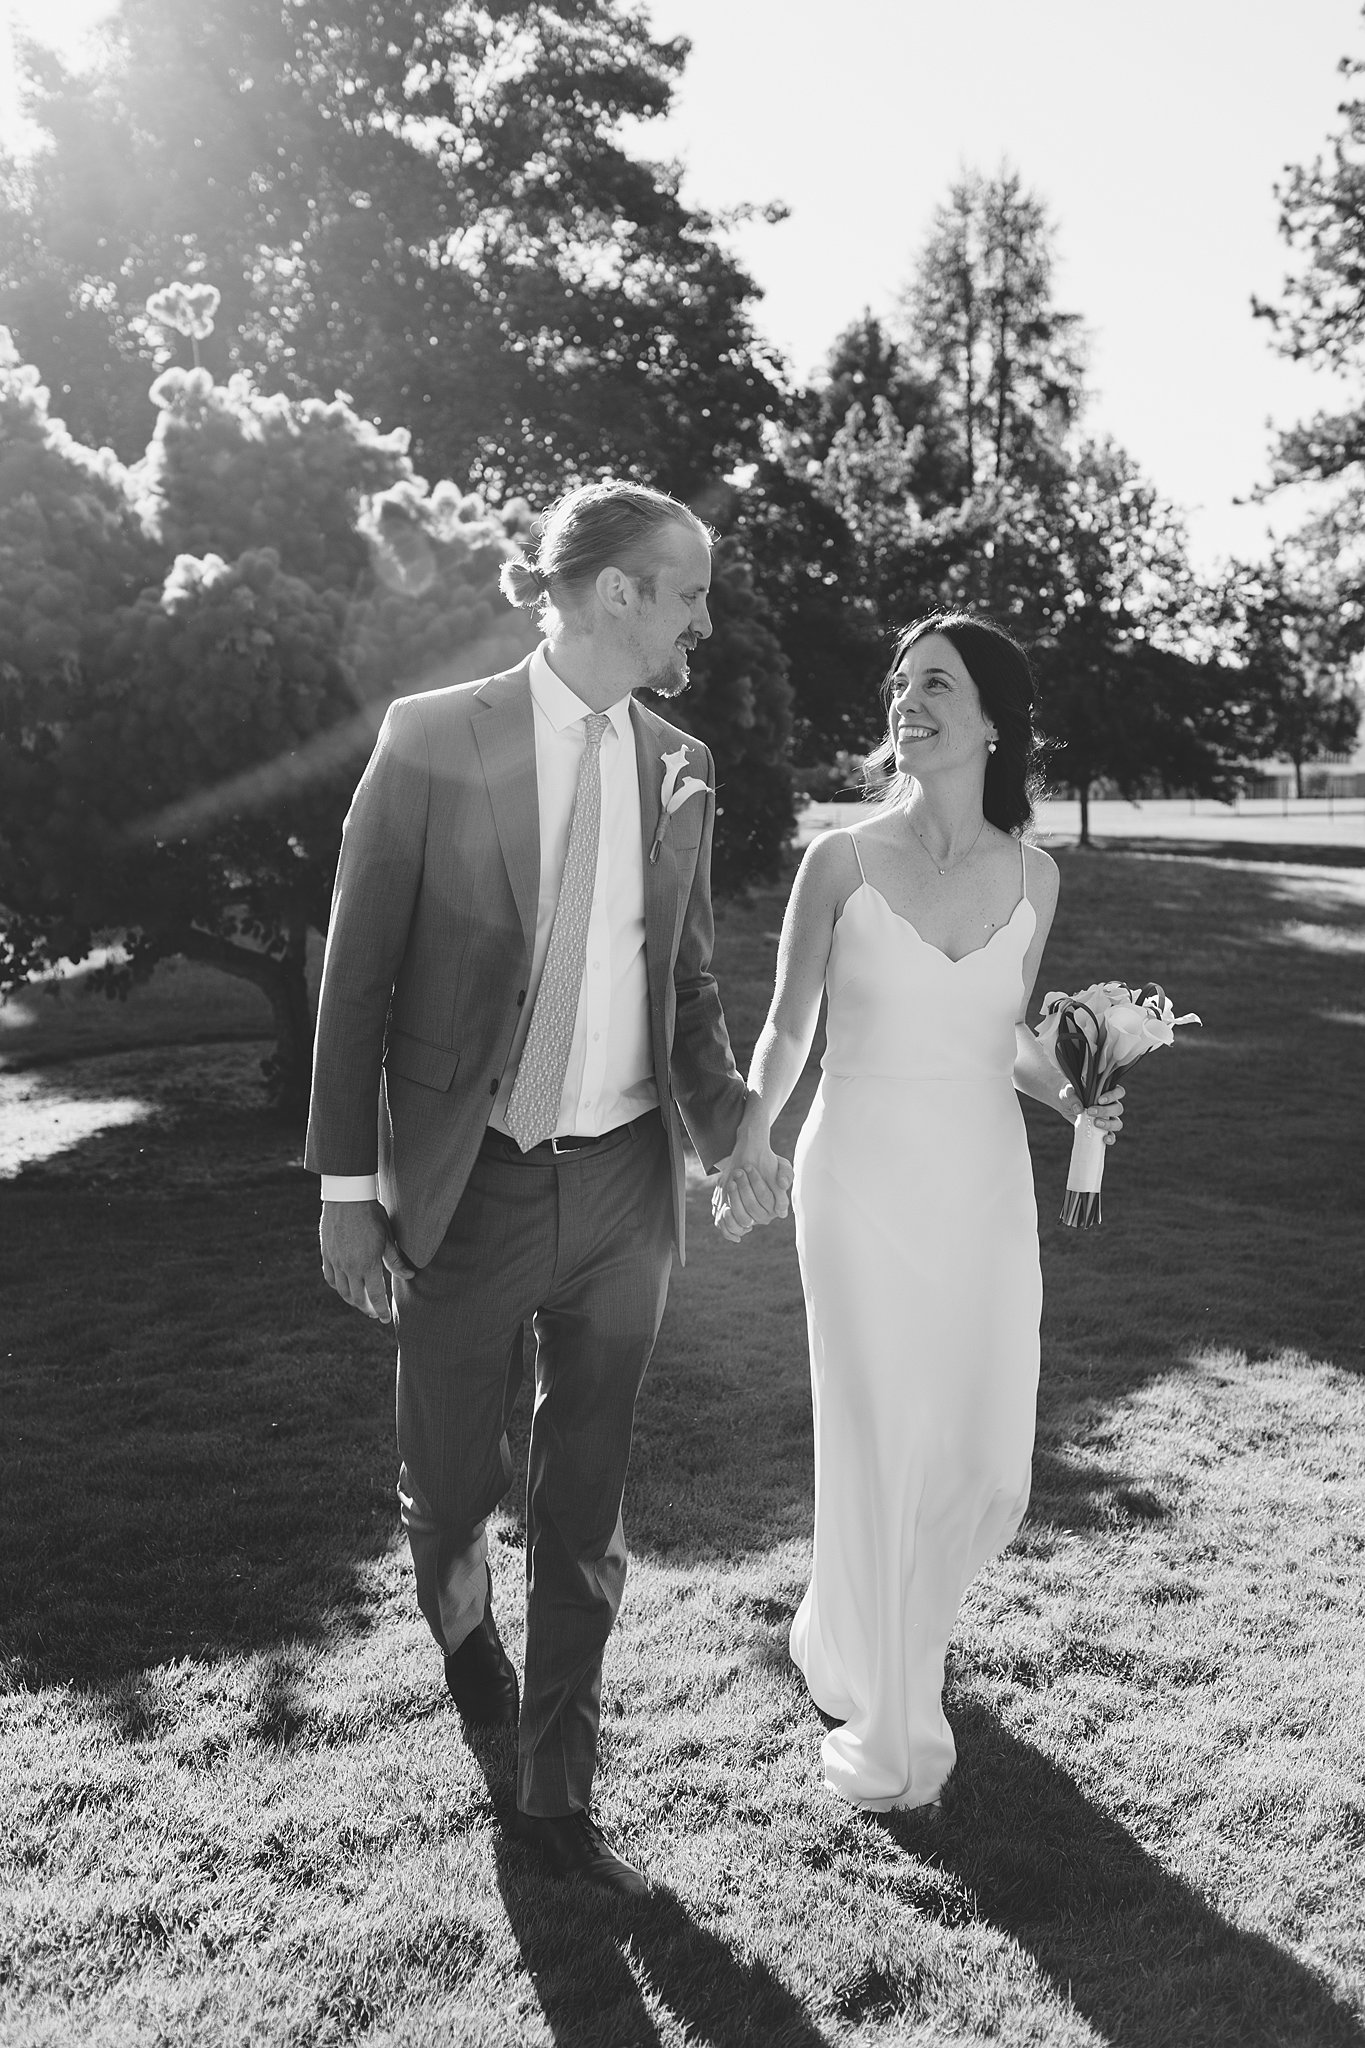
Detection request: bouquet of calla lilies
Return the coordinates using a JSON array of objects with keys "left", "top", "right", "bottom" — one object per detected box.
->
[{"left": 1035, "top": 981, "right": 1201, "bottom": 1228}]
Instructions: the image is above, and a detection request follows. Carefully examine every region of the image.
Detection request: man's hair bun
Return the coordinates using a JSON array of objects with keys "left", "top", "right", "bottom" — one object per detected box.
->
[{"left": 499, "top": 557, "right": 549, "bottom": 609}]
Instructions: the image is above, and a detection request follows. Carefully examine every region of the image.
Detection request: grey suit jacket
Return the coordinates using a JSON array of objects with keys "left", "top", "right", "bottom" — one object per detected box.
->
[{"left": 304, "top": 656, "right": 747, "bottom": 1267}]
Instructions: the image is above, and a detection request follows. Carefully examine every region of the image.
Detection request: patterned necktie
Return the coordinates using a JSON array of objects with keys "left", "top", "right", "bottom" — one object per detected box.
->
[{"left": 504, "top": 711, "right": 612, "bottom": 1151}]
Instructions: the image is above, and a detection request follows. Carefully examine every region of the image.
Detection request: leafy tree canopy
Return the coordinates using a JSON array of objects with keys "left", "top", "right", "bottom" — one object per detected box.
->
[
  {"left": 817, "top": 389, "right": 1259, "bottom": 837},
  {"left": 0, "top": 324, "right": 534, "bottom": 1113},
  {"left": 655, "top": 536, "right": 795, "bottom": 891},
  {"left": 1, "top": 289, "right": 799, "bottom": 1120},
  {"left": 1215, "top": 549, "right": 1362, "bottom": 793},
  {"left": 1256, "top": 33, "right": 1365, "bottom": 487},
  {"left": 1, "top": 0, "right": 786, "bottom": 500}
]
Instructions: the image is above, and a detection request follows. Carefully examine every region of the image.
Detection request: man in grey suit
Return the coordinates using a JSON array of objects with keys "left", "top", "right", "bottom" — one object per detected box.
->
[{"left": 305, "top": 481, "right": 788, "bottom": 1897}]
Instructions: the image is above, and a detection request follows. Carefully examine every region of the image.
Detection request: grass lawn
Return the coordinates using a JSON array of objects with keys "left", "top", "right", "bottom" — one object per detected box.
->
[{"left": 1, "top": 847, "right": 1363, "bottom": 2046}]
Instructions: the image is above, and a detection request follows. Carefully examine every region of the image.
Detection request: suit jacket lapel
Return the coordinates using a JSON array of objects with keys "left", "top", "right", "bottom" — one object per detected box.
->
[
  {"left": 632, "top": 699, "right": 676, "bottom": 1001},
  {"left": 472, "top": 661, "right": 539, "bottom": 963}
]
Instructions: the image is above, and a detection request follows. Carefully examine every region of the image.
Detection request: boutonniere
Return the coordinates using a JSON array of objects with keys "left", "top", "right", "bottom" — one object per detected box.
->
[{"left": 649, "top": 744, "right": 711, "bottom": 863}]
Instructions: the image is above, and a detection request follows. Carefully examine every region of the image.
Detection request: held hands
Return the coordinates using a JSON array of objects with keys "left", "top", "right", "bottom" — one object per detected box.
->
[
  {"left": 320, "top": 1199, "right": 416, "bottom": 1321},
  {"left": 711, "top": 1125, "right": 795, "bottom": 1245}
]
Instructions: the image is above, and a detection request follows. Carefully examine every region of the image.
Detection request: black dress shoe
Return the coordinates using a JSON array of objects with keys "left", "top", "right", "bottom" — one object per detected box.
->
[
  {"left": 443, "top": 1566, "right": 519, "bottom": 1728},
  {"left": 513, "top": 1809, "right": 649, "bottom": 1898}
]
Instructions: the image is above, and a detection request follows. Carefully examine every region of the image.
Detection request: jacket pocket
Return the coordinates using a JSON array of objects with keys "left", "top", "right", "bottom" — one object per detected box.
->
[
  {"left": 384, "top": 1028, "right": 460, "bottom": 1092},
  {"left": 664, "top": 822, "right": 705, "bottom": 872}
]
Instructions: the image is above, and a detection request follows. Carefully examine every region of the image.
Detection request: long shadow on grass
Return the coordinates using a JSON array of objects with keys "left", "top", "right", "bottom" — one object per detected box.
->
[
  {"left": 466, "top": 1735, "right": 827, "bottom": 2048},
  {"left": 0, "top": 1180, "right": 397, "bottom": 1692},
  {"left": 879, "top": 1702, "right": 1364, "bottom": 2048}
]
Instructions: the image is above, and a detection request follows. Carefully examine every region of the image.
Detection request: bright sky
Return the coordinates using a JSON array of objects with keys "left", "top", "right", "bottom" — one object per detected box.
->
[
  {"left": 636, "top": 0, "right": 1363, "bottom": 572},
  {"left": 4, "top": 0, "right": 1362, "bottom": 575}
]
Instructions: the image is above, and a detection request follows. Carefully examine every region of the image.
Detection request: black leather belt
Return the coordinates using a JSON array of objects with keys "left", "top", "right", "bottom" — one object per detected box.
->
[{"left": 480, "top": 1110, "right": 657, "bottom": 1163}]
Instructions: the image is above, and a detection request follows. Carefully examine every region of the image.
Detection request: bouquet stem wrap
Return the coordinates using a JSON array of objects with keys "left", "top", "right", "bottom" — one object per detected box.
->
[
  {"left": 1061, "top": 1115, "right": 1107, "bottom": 1229},
  {"left": 1035, "top": 980, "right": 1200, "bottom": 1233}
]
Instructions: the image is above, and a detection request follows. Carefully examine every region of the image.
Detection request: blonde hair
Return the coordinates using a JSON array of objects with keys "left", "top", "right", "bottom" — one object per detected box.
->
[{"left": 499, "top": 481, "right": 712, "bottom": 617}]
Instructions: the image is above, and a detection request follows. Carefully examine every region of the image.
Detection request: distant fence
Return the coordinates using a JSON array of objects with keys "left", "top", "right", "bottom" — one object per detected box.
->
[
  {"left": 1243, "top": 772, "right": 1365, "bottom": 804},
  {"left": 797, "top": 794, "right": 1365, "bottom": 850}
]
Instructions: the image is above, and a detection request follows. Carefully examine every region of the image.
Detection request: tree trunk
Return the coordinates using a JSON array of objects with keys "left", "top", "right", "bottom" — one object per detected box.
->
[
  {"left": 994, "top": 249, "right": 1011, "bottom": 476},
  {"left": 1078, "top": 781, "right": 1092, "bottom": 848},
  {"left": 962, "top": 271, "right": 977, "bottom": 493},
  {"left": 177, "top": 920, "right": 314, "bottom": 1122},
  {"left": 1293, "top": 755, "right": 1304, "bottom": 800}
]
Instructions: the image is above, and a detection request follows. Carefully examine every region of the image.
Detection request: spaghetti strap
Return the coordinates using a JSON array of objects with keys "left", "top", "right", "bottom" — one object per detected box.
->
[
  {"left": 847, "top": 832, "right": 868, "bottom": 885},
  {"left": 1018, "top": 837, "right": 1028, "bottom": 905}
]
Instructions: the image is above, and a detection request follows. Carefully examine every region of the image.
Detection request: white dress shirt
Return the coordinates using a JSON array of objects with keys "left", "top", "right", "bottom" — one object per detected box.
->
[{"left": 322, "top": 646, "right": 656, "bottom": 1201}]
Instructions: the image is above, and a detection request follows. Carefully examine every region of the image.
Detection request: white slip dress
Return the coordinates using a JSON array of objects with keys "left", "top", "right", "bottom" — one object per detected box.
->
[{"left": 789, "top": 834, "right": 1042, "bottom": 1809}]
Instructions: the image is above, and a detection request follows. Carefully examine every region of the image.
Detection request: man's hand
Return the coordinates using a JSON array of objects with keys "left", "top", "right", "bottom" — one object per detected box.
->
[
  {"left": 711, "top": 1134, "right": 795, "bottom": 1245},
  {"left": 320, "top": 1200, "right": 415, "bottom": 1321}
]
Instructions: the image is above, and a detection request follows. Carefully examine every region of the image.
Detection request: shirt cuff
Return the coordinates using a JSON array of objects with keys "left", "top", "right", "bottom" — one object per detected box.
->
[{"left": 320, "top": 1174, "right": 379, "bottom": 1202}]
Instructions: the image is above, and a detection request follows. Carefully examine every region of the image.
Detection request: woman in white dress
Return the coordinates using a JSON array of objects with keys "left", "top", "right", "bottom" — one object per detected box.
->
[{"left": 717, "top": 613, "right": 1125, "bottom": 1811}]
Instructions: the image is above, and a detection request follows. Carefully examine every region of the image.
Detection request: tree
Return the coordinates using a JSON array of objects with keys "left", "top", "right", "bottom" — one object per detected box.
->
[
  {"left": 1, "top": 0, "right": 785, "bottom": 502},
  {"left": 2, "top": 285, "right": 800, "bottom": 1120},
  {"left": 799, "top": 312, "right": 958, "bottom": 505},
  {"left": 716, "top": 316, "right": 942, "bottom": 776},
  {"left": 944, "top": 445, "right": 1261, "bottom": 844},
  {"left": 1026, "top": 447, "right": 1219, "bottom": 840},
  {"left": 723, "top": 459, "right": 884, "bottom": 767},
  {"left": 1255, "top": 39, "right": 1365, "bottom": 486},
  {"left": 798, "top": 164, "right": 1269, "bottom": 840},
  {"left": 657, "top": 536, "right": 796, "bottom": 891},
  {"left": 817, "top": 409, "right": 1256, "bottom": 841},
  {"left": 0, "top": 322, "right": 534, "bottom": 1115},
  {"left": 897, "top": 168, "right": 1086, "bottom": 498},
  {"left": 1253, "top": 34, "right": 1365, "bottom": 681},
  {"left": 1216, "top": 552, "right": 1361, "bottom": 795}
]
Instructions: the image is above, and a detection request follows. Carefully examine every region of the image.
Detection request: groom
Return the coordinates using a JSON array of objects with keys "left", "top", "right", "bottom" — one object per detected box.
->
[{"left": 305, "top": 480, "right": 788, "bottom": 1898}]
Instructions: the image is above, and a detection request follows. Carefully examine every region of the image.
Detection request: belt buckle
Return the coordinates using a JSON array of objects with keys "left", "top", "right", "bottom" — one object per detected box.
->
[{"left": 549, "top": 1134, "right": 578, "bottom": 1155}]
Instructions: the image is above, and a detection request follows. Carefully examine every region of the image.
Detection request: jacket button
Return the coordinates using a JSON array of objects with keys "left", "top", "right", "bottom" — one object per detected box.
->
[
  {"left": 489, "top": 1079, "right": 499, "bottom": 1097},
  {"left": 516, "top": 989, "right": 526, "bottom": 1007}
]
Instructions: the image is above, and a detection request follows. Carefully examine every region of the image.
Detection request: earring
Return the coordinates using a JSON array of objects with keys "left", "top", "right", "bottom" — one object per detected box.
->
[{"left": 988, "top": 738, "right": 997, "bottom": 754}]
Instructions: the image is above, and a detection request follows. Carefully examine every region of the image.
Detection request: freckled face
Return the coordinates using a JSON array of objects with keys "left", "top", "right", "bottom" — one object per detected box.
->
[
  {"left": 888, "top": 634, "right": 994, "bottom": 776},
  {"left": 627, "top": 527, "right": 713, "bottom": 697}
]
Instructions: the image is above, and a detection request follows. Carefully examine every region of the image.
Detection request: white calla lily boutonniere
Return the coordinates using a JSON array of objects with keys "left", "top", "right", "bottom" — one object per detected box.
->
[{"left": 649, "top": 744, "right": 711, "bottom": 863}]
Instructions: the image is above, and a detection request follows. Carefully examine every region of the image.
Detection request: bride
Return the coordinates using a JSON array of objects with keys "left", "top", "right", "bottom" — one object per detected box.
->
[{"left": 717, "top": 612, "right": 1124, "bottom": 1810}]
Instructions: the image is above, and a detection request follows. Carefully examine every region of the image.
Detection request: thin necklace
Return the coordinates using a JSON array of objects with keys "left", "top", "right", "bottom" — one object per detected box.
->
[{"left": 910, "top": 814, "right": 986, "bottom": 876}]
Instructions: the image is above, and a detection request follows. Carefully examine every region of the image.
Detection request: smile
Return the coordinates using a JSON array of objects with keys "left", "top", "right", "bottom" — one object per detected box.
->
[{"left": 898, "top": 725, "right": 936, "bottom": 740}]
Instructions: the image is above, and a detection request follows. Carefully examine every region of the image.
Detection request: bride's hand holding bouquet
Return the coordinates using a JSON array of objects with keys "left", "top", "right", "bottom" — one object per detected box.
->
[{"left": 1036, "top": 980, "right": 1200, "bottom": 1227}]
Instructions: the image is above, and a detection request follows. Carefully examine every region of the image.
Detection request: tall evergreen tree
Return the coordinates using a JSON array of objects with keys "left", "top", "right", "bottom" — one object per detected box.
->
[{"left": 897, "top": 168, "right": 1086, "bottom": 497}]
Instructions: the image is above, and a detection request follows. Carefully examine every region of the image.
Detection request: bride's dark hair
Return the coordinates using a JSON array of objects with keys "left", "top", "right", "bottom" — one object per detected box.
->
[{"left": 862, "top": 610, "right": 1044, "bottom": 836}]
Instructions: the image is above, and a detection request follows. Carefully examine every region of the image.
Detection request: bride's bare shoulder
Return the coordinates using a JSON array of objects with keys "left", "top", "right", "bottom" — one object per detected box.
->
[
  {"left": 799, "top": 824, "right": 868, "bottom": 907},
  {"left": 804, "top": 822, "right": 868, "bottom": 866},
  {"left": 1022, "top": 839, "right": 1060, "bottom": 903}
]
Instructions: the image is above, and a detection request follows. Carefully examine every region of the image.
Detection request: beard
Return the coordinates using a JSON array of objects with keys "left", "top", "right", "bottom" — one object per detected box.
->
[{"left": 642, "top": 642, "right": 692, "bottom": 699}]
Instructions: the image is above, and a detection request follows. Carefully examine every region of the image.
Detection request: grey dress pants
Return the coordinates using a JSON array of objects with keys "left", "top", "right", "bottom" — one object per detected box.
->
[{"left": 392, "top": 1108, "right": 674, "bottom": 1816}]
